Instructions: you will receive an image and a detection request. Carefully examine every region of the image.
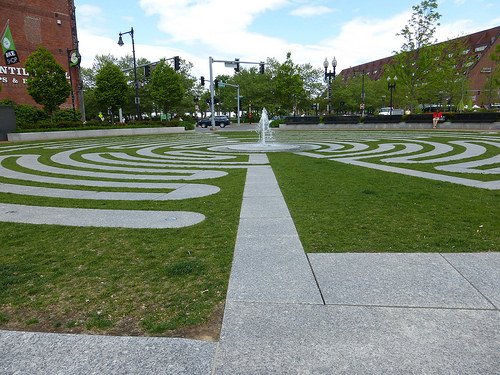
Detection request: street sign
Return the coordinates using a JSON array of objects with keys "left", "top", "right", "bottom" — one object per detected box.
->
[
  {"left": 219, "top": 82, "right": 226, "bottom": 88},
  {"left": 224, "top": 62, "right": 237, "bottom": 68}
]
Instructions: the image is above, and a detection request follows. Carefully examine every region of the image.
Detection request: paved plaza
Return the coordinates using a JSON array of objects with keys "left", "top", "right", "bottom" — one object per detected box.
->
[{"left": 0, "top": 130, "right": 499, "bottom": 374}]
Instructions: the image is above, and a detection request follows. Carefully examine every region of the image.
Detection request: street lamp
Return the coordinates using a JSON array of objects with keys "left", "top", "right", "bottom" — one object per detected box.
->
[
  {"left": 324, "top": 56, "right": 337, "bottom": 114},
  {"left": 387, "top": 75, "right": 397, "bottom": 115},
  {"left": 66, "top": 48, "right": 81, "bottom": 120},
  {"left": 118, "top": 27, "right": 140, "bottom": 119},
  {"left": 361, "top": 70, "right": 366, "bottom": 117}
]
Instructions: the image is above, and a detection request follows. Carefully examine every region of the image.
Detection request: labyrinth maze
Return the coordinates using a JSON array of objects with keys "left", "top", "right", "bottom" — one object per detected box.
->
[{"left": 0, "top": 131, "right": 498, "bottom": 229}]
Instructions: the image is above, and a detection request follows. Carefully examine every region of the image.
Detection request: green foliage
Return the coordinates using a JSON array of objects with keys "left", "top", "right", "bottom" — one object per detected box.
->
[
  {"left": 390, "top": 0, "right": 442, "bottom": 110},
  {"left": 273, "top": 52, "right": 307, "bottom": 115},
  {"left": 52, "top": 108, "right": 81, "bottom": 122},
  {"left": 398, "top": 0, "right": 441, "bottom": 52},
  {"left": 82, "top": 88, "right": 100, "bottom": 121},
  {"left": 270, "top": 118, "right": 285, "bottom": 128},
  {"left": 492, "top": 45, "right": 500, "bottom": 89},
  {"left": 24, "top": 47, "right": 71, "bottom": 114},
  {"left": 149, "top": 60, "right": 185, "bottom": 115},
  {"left": 328, "top": 73, "right": 386, "bottom": 114},
  {"left": 95, "top": 62, "right": 128, "bottom": 122},
  {"left": 479, "top": 44, "right": 500, "bottom": 107},
  {"left": 12, "top": 104, "right": 49, "bottom": 126}
]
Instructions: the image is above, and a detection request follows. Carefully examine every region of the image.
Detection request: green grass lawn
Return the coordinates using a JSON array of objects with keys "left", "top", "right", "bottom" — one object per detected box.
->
[
  {"left": 0, "top": 131, "right": 498, "bottom": 338},
  {"left": 269, "top": 152, "right": 499, "bottom": 252},
  {"left": 0, "top": 136, "right": 246, "bottom": 337}
]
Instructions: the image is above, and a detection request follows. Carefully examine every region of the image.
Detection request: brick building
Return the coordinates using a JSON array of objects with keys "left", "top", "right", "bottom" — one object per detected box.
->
[
  {"left": 340, "top": 26, "right": 499, "bottom": 106},
  {"left": 0, "top": 0, "right": 81, "bottom": 111}
]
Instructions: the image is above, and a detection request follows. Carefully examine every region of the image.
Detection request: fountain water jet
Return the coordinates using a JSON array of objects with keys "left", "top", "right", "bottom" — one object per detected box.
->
[
  {"left": 209, "top": 109, "right": 319, "bottom": 153},
  {"left": 256, "top": 108, "right": 274, "bottom": 146}
]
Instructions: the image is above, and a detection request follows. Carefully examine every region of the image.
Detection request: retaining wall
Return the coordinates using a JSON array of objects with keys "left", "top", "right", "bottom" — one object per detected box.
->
[
  {"left": 7, "top": 126, "right": 187, "bottom": 142},
  {"left": 280, "top": 122, "right": 500, "bottom": 131},
  {"left": 0, "top": 106, "right": 16, "bottom": 141}
]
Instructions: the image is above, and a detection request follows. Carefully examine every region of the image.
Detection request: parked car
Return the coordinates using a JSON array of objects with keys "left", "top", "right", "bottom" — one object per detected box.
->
[
  {"left": 197, "top": 116, "right": 230, "bottom": 128},
  {"left": 379, "top": 107, "right": 404, "bottom": 115}
]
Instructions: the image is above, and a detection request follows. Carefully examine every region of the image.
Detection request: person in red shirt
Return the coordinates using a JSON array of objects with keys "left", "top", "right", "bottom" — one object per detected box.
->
[{"left": 432, "top": 111, "right": 442, "bottom": 128}]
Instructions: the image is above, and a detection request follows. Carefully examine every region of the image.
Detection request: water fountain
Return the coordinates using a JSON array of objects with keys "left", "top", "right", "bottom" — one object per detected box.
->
[
  {"left": 212, "top": 108, "right": 316, "bottom": 153},
  {"left": 256, "top": 108, "right": 274, "bottom": 146}
]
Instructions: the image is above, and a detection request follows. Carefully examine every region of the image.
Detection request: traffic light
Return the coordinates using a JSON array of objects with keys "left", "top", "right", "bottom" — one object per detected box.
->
[
  {"left": 234, "top": 58, "right": 240, "bottom": 73},
  {"left": 259, "top": 62, "right": 265, "bottom": 74},
  {"left": 214, "top": 79, "right": 219, "bottom": 89},
  {"left": 174, "top": 56, "right": 180, "bottom": 71},
  {"left": 200, "top": 76, "right": 205, "bottom": 86},
  {"left": 144, "top": 65, "right": 151, "bottom": 77}
]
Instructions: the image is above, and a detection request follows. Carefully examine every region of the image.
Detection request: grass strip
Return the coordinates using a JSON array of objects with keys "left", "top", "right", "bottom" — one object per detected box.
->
[
  {"left": 270, "top": 152, "right": 499, "bottom": 253},
  {"left": 0, "top": 160, "right": 245, "bottom": 337}
]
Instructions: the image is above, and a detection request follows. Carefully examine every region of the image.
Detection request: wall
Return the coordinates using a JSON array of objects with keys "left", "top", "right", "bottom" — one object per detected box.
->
[
  {"left": 0, "top": 0, "right": 79, "bottom": 109},
  {"left": 0, "top": 105, "right": 16, "bottom": 141}
]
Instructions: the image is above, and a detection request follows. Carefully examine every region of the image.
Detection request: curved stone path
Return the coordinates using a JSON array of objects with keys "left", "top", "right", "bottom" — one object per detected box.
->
[
  {"left": 1, "top": 130, "right": 498, "bottom": 374},
  {"left": 292, "top": 132, "right": 499, "bottom": 189},
  {"left": 0, "top": 131, "right": 498, "bottom": 227}
]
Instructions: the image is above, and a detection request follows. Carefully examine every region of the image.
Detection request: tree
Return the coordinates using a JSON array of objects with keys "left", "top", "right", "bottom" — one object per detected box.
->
[
  {"left": 273, "top": 53, "right": 307, "bottom": 115},
  {"left": 149, "top": 59, "right": 184, "bottom": 116},
  {"left": 492, "top": 45, "right": 500, "bottom": 89},
  {"left": 391, "top": 0, "right": 441, "bottom": 110},
  {"left": 481, "top": 44, "right": 500, "bottom": 108},
  {"left": 174, "top": 58, "right": 198, "bottom": 118},
  {"left": 95, "top": 61, "right": 128, "bottom": 123},
  {"left": 428, "top": 38, "right": 473, "bottom": 110},
  {"left": 233, "top": 64, "right": 273, "bottom": 116},
  {"left": 25, "top": 46, "right": 71, "bottom": 115}
]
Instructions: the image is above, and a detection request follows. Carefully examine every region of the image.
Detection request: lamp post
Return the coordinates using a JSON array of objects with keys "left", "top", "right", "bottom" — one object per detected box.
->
[
  {"left": 387, "top": 75, "right": 397, "bottom": 115},
  {"left": 323, "top": 57, "right": 337, "bottom": 114},
  {"left": 66, "top": 48, "right": 81, "bottom": 120},
  {"left": 361, "top": 69, "right": 366, "bottom": 117},
  {"left": 118, "top": 27, "right": 140, "bottom": 119}
]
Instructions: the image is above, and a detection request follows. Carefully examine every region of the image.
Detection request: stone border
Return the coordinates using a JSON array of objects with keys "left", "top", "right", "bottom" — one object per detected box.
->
[
  {"left": 280, "top": 122, "right": 500, "bottom": 131},
  {"left": 209, "top": 143, "right": 320, "bottom": 153},
  {"left": 7, "top": 127, "right": 189, "bottom": 142}
]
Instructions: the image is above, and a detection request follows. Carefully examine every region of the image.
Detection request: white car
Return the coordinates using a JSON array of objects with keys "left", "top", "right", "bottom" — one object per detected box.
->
[{"left": 379, "top": 107, "right": 404, "bottom": 115}]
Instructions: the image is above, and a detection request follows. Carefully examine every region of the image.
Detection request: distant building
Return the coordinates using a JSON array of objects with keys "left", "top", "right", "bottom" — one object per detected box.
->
[
  {"left": 340, "top": 26, "right": 499, "bottom": 106},
  {"left": 0, "top": 0, "right": 81, "bottom": 112}
]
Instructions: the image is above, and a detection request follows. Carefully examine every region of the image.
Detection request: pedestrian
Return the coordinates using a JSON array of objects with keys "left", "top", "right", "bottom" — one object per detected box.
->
[{"left": 432, "top": 111, "right": 441, "bottom": 128}]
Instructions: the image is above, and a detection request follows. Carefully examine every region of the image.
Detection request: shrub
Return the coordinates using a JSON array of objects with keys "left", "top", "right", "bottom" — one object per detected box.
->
[
  {"left": 14, "top": 104, "right": 48, "bottom": 127},
  {"left": 52, "top": 109, "right": 82, "bottom": 122},
  {"left": 270, "top": 118, "right": 285, "bottom": 128}
]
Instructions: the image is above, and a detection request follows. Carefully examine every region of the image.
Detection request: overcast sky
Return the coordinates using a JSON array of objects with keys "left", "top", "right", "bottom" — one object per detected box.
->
[{"left": 75, "top": 0, "right": 499, "bottom": 77}]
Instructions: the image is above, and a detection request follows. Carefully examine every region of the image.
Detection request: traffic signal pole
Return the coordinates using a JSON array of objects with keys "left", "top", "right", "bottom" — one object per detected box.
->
[
  {"left": 209, "top": 57, "right": 216, "bottom": 129},
  {"left": 208, "top": 57, "right": 265, "bottom": 129},
  {"left": 221, "top": 82, "right": 241, "bottom": 125}
]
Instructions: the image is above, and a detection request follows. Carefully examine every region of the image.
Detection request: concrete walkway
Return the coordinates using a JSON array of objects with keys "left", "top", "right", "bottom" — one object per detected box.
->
[
  {"left": 213, "top": 159, "right": 499, "bottom": 374},
  {"left": 1, "top": 157, "right": 499, "bottom": 374}
]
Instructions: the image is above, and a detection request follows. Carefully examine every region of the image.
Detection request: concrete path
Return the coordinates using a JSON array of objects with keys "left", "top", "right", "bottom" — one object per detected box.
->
[
  {"left": 1, "top": 151, "right": 499, "bottom": 374},
  {"left": 213, "top": 162, "right": 500, "bottom": 374}
]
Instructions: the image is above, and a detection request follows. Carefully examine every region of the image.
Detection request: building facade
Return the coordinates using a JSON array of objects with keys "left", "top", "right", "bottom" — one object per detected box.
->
[
  {"left": 340, "top": 26, "right": 499, "bottom": 106},
  {"left": 0, "top": 0, "right": 81, "bottom": 111}
]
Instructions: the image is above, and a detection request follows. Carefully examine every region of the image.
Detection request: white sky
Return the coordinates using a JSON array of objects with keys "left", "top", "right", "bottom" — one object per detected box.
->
[{"left": 75, "top": 0, "right": 499, "bottom": 77}]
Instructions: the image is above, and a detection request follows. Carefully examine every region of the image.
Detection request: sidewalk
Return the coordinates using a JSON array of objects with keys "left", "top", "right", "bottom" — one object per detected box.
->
[
  {"left": 1, "top": 156, "right": 499, "bottom": 374},
  {"left": 213, "top": 158, "right": 499, "bottom": 374}
]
